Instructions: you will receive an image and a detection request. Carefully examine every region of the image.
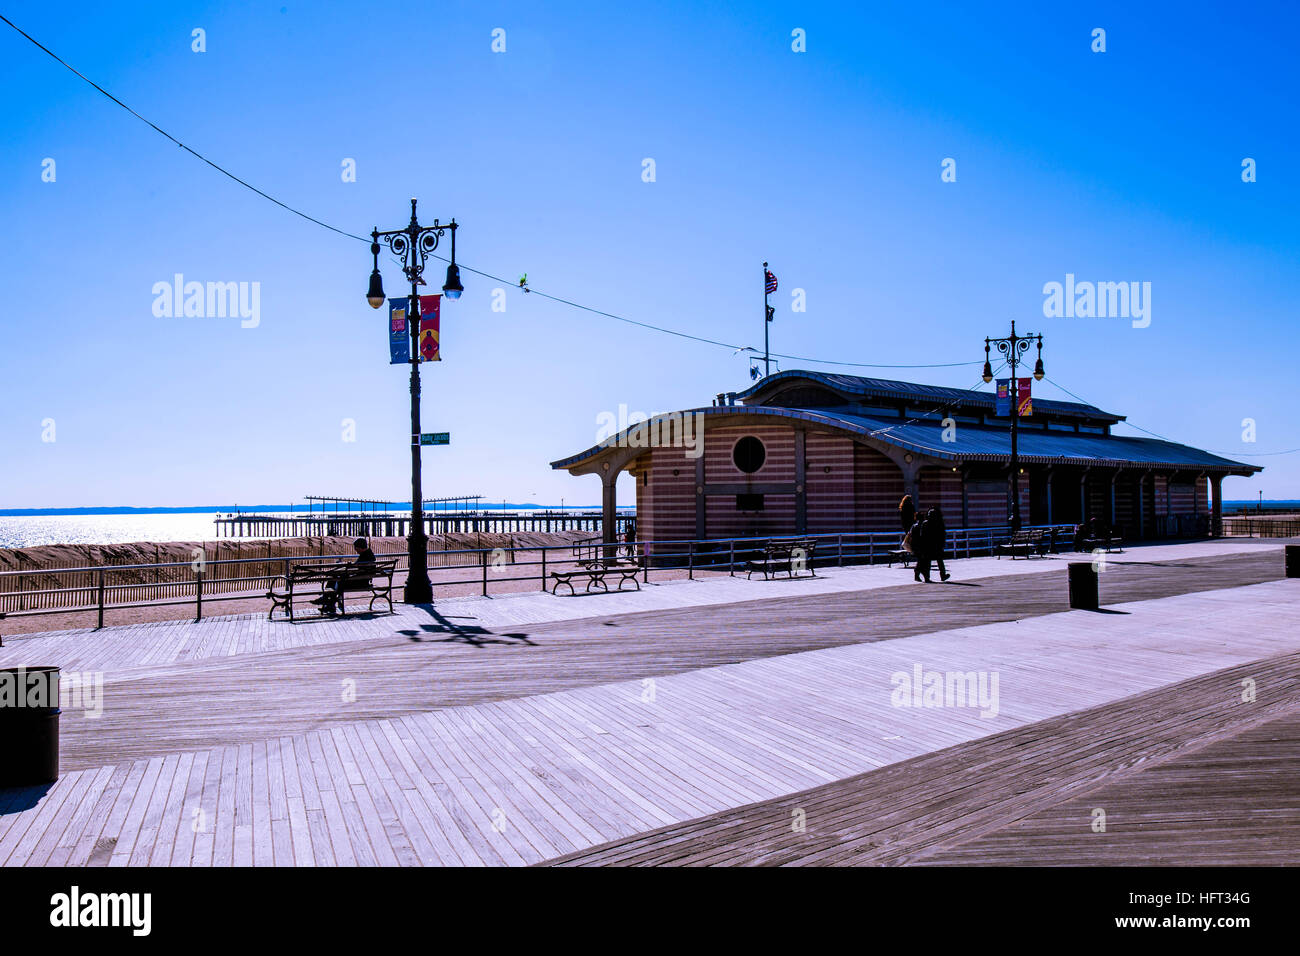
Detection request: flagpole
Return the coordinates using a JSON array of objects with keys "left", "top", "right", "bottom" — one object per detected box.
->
[{"left": 763, "top": 260, "right": 771, "bottom": 377}]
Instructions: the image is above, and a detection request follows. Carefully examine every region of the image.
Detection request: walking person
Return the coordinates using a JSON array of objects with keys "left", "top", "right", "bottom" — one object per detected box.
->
[
  {"left": 900, "top": 494, "right": 919, "bottom": 576},
  {"left": 925, "top": 506, "right": 951, "bottom": 582},
  {"left": 911, "top": 512, "right": 931, "bottom": 582}
]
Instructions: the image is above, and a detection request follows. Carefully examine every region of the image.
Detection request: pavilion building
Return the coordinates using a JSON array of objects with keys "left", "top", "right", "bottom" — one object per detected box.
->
[{"left": 551, "top": 370, "right": 1260, "bottom": 550}]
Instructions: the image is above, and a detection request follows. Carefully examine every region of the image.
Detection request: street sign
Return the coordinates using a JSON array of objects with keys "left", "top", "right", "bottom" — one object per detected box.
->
[{"left": 418, "top": 432, "right": 450, "bottom": 446}]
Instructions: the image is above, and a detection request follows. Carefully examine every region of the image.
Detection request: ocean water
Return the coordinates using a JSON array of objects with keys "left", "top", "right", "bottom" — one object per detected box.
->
[
  {"left": 0, "top": 508, "right": 622, "bottom": 549},
  {"left": 0, "top": 513, "right": 237, "bottom": 548}
]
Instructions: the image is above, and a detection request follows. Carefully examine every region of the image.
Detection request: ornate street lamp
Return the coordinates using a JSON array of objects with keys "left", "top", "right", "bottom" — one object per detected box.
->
[
  {"left": 365, "top": 198, "right": 462, "bottom": 604},
  {"left": 982, "top": 320, "right": 1044, "bottom": 532}
]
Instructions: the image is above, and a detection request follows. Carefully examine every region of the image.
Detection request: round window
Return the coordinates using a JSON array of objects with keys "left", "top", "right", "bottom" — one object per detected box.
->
[{"left": 732, "top": 436, "right": 766, "bottom": 474}]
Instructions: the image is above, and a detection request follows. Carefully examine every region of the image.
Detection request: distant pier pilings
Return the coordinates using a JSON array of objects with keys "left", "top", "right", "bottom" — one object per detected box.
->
[{"left": 213, "top": 510, "right": 635, "bottom": 539}]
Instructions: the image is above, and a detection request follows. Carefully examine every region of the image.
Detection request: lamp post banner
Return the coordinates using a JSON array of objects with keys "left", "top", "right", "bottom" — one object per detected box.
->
[
  {"left": 388, "top": 298, "right": 410, "bottom": 364},
  {"left": 417, "top": 294, "right": 441, "bottom": 362},
  {"left": 1017, "top": 377, "right": 1032, "bottom": 416},
  {"left": 995, "top": 378, "right": 1010, "bottom": 416}
]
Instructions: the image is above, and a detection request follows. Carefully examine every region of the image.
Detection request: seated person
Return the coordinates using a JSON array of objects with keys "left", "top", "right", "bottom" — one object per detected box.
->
[
  {"left": 314, "top": 538, "right": 376, "bottom": 615},
  {"left": 1072, "top": 523, "right": 1088, "bottom": 552}
]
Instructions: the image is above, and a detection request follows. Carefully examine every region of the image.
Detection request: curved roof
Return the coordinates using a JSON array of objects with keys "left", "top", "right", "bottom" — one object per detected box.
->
[
  {"left": 825, "top": 410, "right": 1258, "bottom": 472},
  {"left": 734, "top": 369, "right": 1124, "bottom": 424},
  {"left": 551, "top": 404, "right": 1259, "bottom": 474}
]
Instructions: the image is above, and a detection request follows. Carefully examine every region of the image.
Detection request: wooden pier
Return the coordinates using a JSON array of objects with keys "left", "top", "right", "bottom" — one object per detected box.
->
[{"left": 212, "top": 510, "right": 635, "bottom": 539}]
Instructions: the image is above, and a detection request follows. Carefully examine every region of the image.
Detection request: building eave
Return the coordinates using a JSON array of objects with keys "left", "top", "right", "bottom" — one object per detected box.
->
[{"left": 551, "top": 404, "right": 1262, "bottom": 476}]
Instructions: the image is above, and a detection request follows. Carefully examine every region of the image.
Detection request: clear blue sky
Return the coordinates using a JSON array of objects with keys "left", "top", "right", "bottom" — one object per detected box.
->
[{"left": 1, "top": 0, "right": 1296, "bottom": 509}]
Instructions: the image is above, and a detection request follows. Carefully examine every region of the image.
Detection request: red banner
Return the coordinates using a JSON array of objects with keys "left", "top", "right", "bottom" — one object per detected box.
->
[
  {"left": 417, "top": 294, "right": 441, "bottom": 362},
  {"left": 1017, "top": 377, "right": 1032, "bottom": 416}
]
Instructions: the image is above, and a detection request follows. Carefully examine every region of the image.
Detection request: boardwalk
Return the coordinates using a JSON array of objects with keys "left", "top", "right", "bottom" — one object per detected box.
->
[
  {"left": 0, "top": 540, "right": 1296, "bottom": 866},
  {"left": 547, "top": 653, "right": 1300, "bottom": 866},
  {"left": 3, "top": 544, "right": 1283, "bottom": 770}
]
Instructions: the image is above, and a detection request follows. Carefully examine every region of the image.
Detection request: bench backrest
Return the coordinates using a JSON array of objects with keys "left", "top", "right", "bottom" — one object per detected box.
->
[
  {"left": 290, "top": 559, "right": 396, "bottom": 582},
  {"left": 764, "top": 539, "right": 816, "bottom": 557}
]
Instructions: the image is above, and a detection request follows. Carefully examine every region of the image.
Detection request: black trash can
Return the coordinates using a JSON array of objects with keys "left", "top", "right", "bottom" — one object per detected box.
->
[
  {"left": 1068, "top": 562, "right": 1099, "bottom": 611},
  {"left": 0, "top": 666, "right": 61, "bottom": 787},
  {"left": 1287, "top": 545, "right": 1300, "bottom": 579}
]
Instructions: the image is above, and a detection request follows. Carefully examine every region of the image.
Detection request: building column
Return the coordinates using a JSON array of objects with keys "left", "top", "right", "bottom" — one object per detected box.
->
[
  {"left": 960, "top": 466, "right": 969, "bottom": 529},
  {"left": 794, "top": 428, "right": 807, "bottom": 533},
  {"left": 1043, "top": 466, "right": 1054, "bottom": 525},
  {"left": 600, "top": 465, "right": 618, "bottom": 547},
  {"left": 902, "top": 459, "right": 922, "bottom": 510},
  {"left": 1211, "top": 473, "right": 1223, "bottom": 537},
  {"left": 1109, "top": 470, "right": 1119, "bottom": 529},
  {"left": 695, "top": 453, "right": 707, "bottom": 540},
  {"left": 1136, "top": 470, "right": 1147, "bottom": 539}
]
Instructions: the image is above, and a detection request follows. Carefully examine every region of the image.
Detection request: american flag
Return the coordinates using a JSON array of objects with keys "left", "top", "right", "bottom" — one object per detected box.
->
[{"left": 765, "top": 269, "right": 778, "bottom": 294}]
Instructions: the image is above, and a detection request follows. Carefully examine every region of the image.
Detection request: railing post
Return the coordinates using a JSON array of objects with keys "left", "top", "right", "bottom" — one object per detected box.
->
[
  {"left": 729, "top": 540, "right": 735, "bottom": 576},
  {"left": 481, "top": 549, "right": 488, "bottom": 596},
  {"left": 540, "top": 547, "right": 547, "bottom": 592},
  {"left": 688, "top": 541, "right": 694, "bottom": 580},
  {"left": 838, "top": 534, "right": 843, "bottom": 567},
  {"left": 195, "top": 567, "right": 203, "bottom": 622},
  {"left": 96, "top": 569, "right": 105, "bottom": 629}
]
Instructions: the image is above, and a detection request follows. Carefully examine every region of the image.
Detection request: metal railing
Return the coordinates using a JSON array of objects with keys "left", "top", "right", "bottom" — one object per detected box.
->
[
  {"left": 1222, "top": 515, "right": 1300, "bottom": 538},
  {"left": 0, "top": 523, "right": 1078, "bottom": 627}
]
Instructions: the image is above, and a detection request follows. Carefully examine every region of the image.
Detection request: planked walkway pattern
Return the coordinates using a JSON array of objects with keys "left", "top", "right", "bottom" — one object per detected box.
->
[
  {"left": 543, "top": 653, "right": 1300, "bottom": 866},
  {"left": 915, "top": 706, "right": 1300, "bottom": 866},
  {"left": 37, "top": 548, "right": 1290, "bottom": 770},
  {"left": 2, "top": 576, "right": 1298, "bottom": 866}
]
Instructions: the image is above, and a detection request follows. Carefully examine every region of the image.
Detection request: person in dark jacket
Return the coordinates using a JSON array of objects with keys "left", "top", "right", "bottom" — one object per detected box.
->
[
  {"left": 925, "top": 507, "right": 951, "bottom": 581},
  {"left": 315, "top": 537, "right": 376, "bottom": 615},
  {"left": 911, "top": 515, "right": 930, "bottom": 582}
]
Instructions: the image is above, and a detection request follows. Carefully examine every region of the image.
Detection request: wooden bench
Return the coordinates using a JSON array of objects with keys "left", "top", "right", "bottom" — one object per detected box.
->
[
  {"left": 746, "top": 539, "right": 818, "bottom": 580},
  {"left": 266, "top": 559, "right": 397, "bottom": 621},
  {"left": 994, "top": 530, "right": 1049, "bottom": 559},
  {"left": 550, "top": 558, "right": 642, "bottom": 595},
  {"left": 573, "top": 537, "right": 636, "bottom": 566},
  {"left": 1081, "top": 536, "right": 1124, "bottom": 553},
  {"left": 888, "top": 534, "right": 913, "bottom": 568}
]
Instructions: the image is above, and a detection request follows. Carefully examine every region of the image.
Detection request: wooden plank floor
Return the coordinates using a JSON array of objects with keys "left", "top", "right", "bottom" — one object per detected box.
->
[
  {"left": 543, "top": 653, "right": 1300, "bottom": 866},
  {"left": 2, "top": 576, "right": 1298, "bottom": 866},
  {"left": 915, "top": 708, "right": 1300, "bottom": 865},
  {"left": 25, "top": 548, "right": 1291, "bottom": 771}
]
